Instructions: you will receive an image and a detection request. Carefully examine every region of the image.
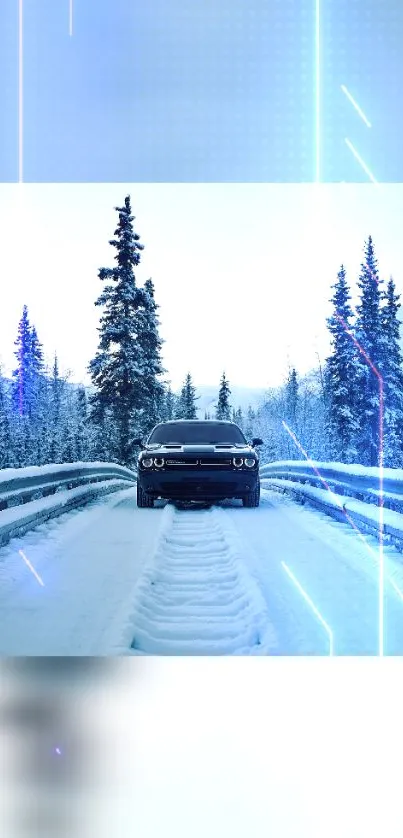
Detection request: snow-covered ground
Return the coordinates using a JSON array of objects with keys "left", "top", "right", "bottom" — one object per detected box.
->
[{"left": 1, "top": 484, "right": 403, "bottom": 655}]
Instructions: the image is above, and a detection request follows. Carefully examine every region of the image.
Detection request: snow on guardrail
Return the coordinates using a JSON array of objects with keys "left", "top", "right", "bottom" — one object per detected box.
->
[
  {"left": 0, "top": 462, "right": 137, "bottom": 547},
  {"left": 259, "top": 460, "right": 403, "bottom": 551}
]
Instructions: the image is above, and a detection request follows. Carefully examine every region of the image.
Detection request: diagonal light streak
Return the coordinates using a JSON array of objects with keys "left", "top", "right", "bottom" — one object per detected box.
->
[
  {"left": 19, "top": 549, "right": 45, "bottom": 586},
  {"left": 341, "top": 85, "right": 371, "bottom": 128},
  {"left": 345, "top": 138, "right": 378, "bottom": 183},
  {"left": 281, "top": 561, "right": 333, "bottom": 655}
]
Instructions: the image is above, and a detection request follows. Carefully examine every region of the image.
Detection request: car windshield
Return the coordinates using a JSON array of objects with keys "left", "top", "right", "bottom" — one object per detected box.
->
[{"left": 147, "top": 422, "right": 247, "bottom": 445}]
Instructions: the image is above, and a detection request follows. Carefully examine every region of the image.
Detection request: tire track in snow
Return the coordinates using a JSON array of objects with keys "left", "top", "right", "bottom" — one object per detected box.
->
[{"left": 119, "top": 504, "right": 278, "bottom": 655}]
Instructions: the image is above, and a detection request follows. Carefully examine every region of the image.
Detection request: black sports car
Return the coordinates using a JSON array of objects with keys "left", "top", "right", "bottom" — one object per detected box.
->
[{"left": 133, "top": 420, "right": 263, "bottom": 508}]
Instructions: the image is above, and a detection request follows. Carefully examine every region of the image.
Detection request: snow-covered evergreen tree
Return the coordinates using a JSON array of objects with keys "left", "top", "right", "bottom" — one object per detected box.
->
[
  {"left": 163, "top": 385, "right": 176, "bottom": 421},
  {"left": 47, "top": 355, "right": 64, "bottom": 463},
  {"left": 88, "top": 196, "right": 146, "bottom": 465},
  {"left": 380, "top": 276, "right": 403, "bottom": 466},
  {"left": 285, "top": 367, "right": 298, "bottom": 428},
  {"left": 245, "top": 405, "right": 256, "bottom": 440},
  {"left": 135, "top": 278, "right": 166, "bottom": 434},
  {"left": 325, "top": 265, "right": 359, "bottom": 462},
  {"left": 235, "top": 406, "right": 244, "bottom": 429},
  {"left": 177, "top": 373, "right": 198, "bottom": 419},
  {"left": 0, "top": 372, "right": 12, "bottom": 467},
  {"left": 12, "top": 306, "right": 33, "bottom": 418},
  {"left": 74, "top": 385, "right": 91, "bottom": 461},
  {"left": 354, "top": 237, "right": 384, "bottom": 465},
  {"left": 215, "top": 372, "right": 231, "bottom": 420}
]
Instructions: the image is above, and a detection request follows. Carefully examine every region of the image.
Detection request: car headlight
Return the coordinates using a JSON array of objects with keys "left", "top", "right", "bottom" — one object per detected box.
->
[
  {"left": 154, "top": 457, "right": 165, "bottom": 468},
  {"left": 233, "top": 457, "right": 244, "bottom": 467},
  {"left": 141, "top": 457, "right": 154, "bottom": 468},
  {"left": 244, "top": 458, "right": 257, "bottom": 468}
]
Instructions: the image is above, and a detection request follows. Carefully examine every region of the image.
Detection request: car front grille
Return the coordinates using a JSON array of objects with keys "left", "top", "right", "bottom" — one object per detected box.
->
[
  {"left": 165, "top": 458, "right": 199, "bottom": 466},
  {"left": 164, "top": 458, "right": 233, "bottom": 468}
]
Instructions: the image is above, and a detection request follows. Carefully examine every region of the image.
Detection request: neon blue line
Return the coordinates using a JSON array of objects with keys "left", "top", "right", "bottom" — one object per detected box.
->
[{"left": 281, "top": 561, "right": 333, "bottom": 655}]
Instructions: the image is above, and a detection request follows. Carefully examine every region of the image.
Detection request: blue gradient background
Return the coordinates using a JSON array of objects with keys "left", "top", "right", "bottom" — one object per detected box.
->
[{"left": 0, "top": 0, "right": 402, "bottom": 182}]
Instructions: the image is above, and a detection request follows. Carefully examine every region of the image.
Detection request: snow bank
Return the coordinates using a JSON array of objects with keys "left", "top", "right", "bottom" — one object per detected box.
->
[{"left": 114, "top": 504, "right": 277, "bottom": 655}]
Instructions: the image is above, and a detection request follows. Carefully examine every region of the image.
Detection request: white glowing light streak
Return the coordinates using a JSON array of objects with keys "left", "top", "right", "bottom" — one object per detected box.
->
[
  {"left": 18, "top": 0, "right": 23, "bottom": 182},
  {"left": 281, "top": 561, "right": 334, "bottom": 655},
  {"left": 19, "top": 549, "right": 45, "bottom": 586},
  {"left": 315, "top": 0, "right": 321, "bottom": 181},
  {"left": 345, "top": 138, "right": 378, "bottom": 183},
  {"left": 69, "top": 0, "right": 73, "bottom": 36},
  {"left": 341, "top": 84, "right": 371, "bottom": 127}
]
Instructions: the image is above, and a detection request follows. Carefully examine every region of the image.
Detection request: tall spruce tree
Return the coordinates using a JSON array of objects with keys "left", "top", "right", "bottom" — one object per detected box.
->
[
  {"left": 178, "top": 373, "right": 198, "bottom": 419},
  {"left": 164, "top": 384, "right": 176, "bottom": 420},
  {"left": 12, "top": 305, "right": 32, "bottom": 417},
  {"left": 75, "top": 386, "right": 91, "bottom": 461},
  {"left": 88, "top": 196, "right": 146, "bottom": 465},
  {"left": 285, "top": 367, "right": 298, "bottom": 428},
  {"left": 245, "top": 405, "right": 255, "bottom": 440},
  {"left": 325, "top": 265, "right": 359, "bottom": 462},
  {"left": 354, "top": 237, "right": 384, "bottom": 465},
  {"left": 135, "top": 278, "right": 165, "bottom": 434},
  {"left": 235, "top": 406, "right": 244, "bottom": 429},
  {"left": 380, "top": 276, "right": 403, "bottom": 466},
  {"left": 48, "top": 354, "right": 63, "bottom": 462},
  {"left": 216, "top": 372, "right": 231, "bottom": 420},
  {"left": 0, "top": 372, "right": 11, "bottom": 468}
]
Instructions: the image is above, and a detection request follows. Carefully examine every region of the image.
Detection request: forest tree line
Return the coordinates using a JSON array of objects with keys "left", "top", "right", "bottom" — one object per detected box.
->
[{"left": 1, "top": 197, "right": 402, "bottom": 470}]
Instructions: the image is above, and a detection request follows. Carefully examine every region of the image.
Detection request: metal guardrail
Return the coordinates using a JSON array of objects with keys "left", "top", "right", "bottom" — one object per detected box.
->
[
  {"left": 0, "top": 462, "right": 137, "bottom": 547},
  {"left": 259, "top": 460, "right": 403, "bottom": 552},
  {"left": 259, "top": 460, "right": 403, "bottom": 511}
]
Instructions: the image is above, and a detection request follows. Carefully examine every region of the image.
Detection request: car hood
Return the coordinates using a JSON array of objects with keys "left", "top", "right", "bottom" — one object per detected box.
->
[{"left": 142, "top": 443, "right": 257, "bottom": 456}]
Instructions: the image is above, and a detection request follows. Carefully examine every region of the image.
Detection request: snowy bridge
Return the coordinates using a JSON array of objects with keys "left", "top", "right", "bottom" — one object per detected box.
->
[{"left": 1, "top": 459, "right": 403, "bottom": 656}]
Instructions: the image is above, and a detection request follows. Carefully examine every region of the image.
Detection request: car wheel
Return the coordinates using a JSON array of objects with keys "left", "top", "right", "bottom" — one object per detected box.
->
[
  {"left": 242, "top": 482, "right": 260, "bottom": 508},
  {"left": 136, "top": 484, "right": 154, "bottom": 508}
]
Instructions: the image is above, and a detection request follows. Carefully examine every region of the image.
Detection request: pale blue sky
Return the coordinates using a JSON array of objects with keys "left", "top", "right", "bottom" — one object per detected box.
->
[{"left": 0, "top": 183, "right": 402, "bottom": 391}]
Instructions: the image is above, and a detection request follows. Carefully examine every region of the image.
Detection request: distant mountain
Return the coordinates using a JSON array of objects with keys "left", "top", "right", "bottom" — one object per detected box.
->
[{"left": 194, "top": 385, "right": 267, "bottom": 418}]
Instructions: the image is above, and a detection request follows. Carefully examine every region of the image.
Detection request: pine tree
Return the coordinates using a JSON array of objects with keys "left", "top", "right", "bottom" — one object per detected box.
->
[
  {"left": 235, "top": 406, "right": 244, "bottom": 429},
  {"left": 354, "top": 237, "right": 384, "bottom": 465},
  {"left": 215, "top": 372, "right": 231, "bottom": 420},
  {"left": 285, "top": 367, "right": 298, "bottom": 428},
  {"left": 0, "top": 372, "right": 12, "bottom": 468},
  {"left": 12, "top": 305, "right": 33, "bottom": 417},
  {"left": 245, "top": 405, "right": 255, "bottom": 440},
  {"left": 48, "top": 354, "right": 63, "bottom": 462},
  {"left": 380, "top": 276, "right": 403, "bottom": 466},
  {"left": 75, "top": 386, "right": 91, "bottom": 461},
  {"left": 164, "top": 385, "right": 176, "bottom": 421},
  {"left": 178, "top": 373, "right": 198, "bottom": 419},
  {"left": 135, "top": 278, "right": 166, "bottom": 434},
  {"left": 325, "top": 265, "right": 359, "bottom": 462},
  {"left": 88, "top": 196, "right": 146, "bottom": 465}
]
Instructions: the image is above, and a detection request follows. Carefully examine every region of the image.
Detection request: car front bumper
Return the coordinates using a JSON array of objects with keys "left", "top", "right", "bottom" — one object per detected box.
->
[{"left": 137, "top": 467, "right": 259, "bottom": 500}]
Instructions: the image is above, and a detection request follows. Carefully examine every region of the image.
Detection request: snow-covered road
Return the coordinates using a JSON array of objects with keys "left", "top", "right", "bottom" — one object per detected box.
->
[{"left": 1, "top": 485, "right": 403, "bottom": 655}]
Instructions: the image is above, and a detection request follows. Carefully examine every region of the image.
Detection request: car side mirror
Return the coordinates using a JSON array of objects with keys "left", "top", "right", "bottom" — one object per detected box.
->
[
  {"left": 132, "top": 438, "right": 143, "bottom": 447},
  {"left": 252, "top": 437, "right": 263, "bottom": 446}
]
